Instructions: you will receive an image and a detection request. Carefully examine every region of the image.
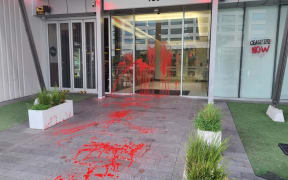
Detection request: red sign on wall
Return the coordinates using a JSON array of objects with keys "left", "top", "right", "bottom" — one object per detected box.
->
[{"left": 250, "top": 39, "right": 271, "bottom": 55}]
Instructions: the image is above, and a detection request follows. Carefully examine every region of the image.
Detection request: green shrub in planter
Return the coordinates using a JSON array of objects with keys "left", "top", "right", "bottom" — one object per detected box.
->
[
  {"left": 37, "top": 90, "right": 51, "bottom": 105},
  {"left": 31, "top": 104, "right": 51, "bottom": 110},
  {"left": 31, "top": 89, "right": 67, "bottom": 110},
  {"left": 51, "top": 90, "right": 66, "bottom": 106},
  {"left": 195, "top": 104, "right": 221, "bottom": 132},
  {"left": 186, "top": 135, "right": 229, "bottom": 180}
]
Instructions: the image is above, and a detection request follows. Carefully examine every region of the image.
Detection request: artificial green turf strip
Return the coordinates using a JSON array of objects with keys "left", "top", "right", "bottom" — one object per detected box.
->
[
  {"left": 0, "top": 99, "right": 34, "bottom": 131},
  {"left": 0, "top": 94, "right": 95, "bottom": 132},
  {"left": 66, "top": 93, "right": 96, "bottom": 102},
  {"left": 228, "top": 102, "right": 288, "bottom": 180}
]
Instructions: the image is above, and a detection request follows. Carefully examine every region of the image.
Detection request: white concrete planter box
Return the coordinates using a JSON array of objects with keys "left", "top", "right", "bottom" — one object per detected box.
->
[
  {"left": 197, "top": 129, "right": 222, "bottom": 146},
  {"left": 28, "top": 100, "right": 73, "bottom": 130}
]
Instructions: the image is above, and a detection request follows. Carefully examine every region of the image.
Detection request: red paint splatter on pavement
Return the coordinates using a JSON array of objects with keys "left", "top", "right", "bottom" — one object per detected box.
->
[
  {"left": 47, "top": 38, "right": 178, "bottom": 179},
  {"left": 72, "top": 141, "right": 145, "bottom": 179},
  {"left": 53, "top": 122, "right": 99, "bottom": 136}
]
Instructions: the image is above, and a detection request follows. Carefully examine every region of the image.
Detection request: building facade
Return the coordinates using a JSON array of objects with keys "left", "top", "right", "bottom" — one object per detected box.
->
[{"left": 0, "top": 0, "right": 288, "bottom": 103}]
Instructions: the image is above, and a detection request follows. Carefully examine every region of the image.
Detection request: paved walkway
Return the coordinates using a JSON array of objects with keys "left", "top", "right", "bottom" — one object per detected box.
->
[{"left": 0, "top": 95, "right": 262, "bottom": 180}]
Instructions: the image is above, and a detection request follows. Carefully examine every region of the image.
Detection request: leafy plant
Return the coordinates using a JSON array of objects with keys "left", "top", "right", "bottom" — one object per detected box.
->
[
  {"left": 37, "top": 90, "right": 51, "bottom": 105},
  {"left": 30, "top": 89, "right": 66, "bottom": 110},
  {"left": 186, "top": 135, "right": 229, "bottom": 180},
  {"left": 195, "top": 104, "right": 221, "bottom": 132},
  {"left": 51, "top": 90, "right": 66, "bottom": 106},
  {"left": 30, "top": 104, "right": 51, "bottom": 110}
]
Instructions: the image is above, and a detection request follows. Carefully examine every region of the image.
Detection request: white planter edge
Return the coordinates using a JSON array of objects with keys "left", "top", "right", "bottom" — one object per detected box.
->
[
  {"left": 197, "top": 129, "right": 222, "bottom": 146},
  {"left": 28, "top": 100, "right": 74, "bottom": 130}
]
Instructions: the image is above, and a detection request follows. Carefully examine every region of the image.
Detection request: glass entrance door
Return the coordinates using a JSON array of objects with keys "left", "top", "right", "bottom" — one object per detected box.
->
[
  {"left": 110, "top": 10, "right": 210, "bottom": 96},
  {"left": 134, "top": 12, "right": 182, "bottom": 95},
  {"left": 47, "top": 20, "right": 97, "bottom": 93}
]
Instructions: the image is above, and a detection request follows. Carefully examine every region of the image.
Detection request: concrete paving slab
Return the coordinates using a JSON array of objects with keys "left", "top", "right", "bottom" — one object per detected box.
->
[{"left": 0, "top": 95, "right": 263, "bottom": 180}]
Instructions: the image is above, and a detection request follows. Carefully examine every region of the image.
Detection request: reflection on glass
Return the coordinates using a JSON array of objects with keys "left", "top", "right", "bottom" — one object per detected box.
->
[
  {"left": 111, "top": 16, "right": 134, "bottom": 93},
  {"left": 134, "top": 12, "right": 182, "bottom": 95},
  {"left": 48, "top": 24, "right": 59, "bottom": 87},
  {"left": 214, "top": 8, "right": 243, "bottom": 98},
  {"left": 278, "top": 6, "right": 288, "bottom": 99},
  {"left": 240, "top": 6, "right": 277, "bottom": 98},
  {"left": 60, "top": 23, "right": 71, "bottom": 88},
  {"left": 183, "top": 10, "right": 211, "bottom": 96},
  {"left": 72, "top": 23, "right": 83, "bottom": 89},
  {"left": 85, "top": 22, "right": 96, "bottom": 89}
]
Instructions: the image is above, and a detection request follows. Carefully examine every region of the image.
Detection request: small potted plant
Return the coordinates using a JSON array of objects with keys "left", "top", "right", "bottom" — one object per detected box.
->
[
  {"left": 28, "top": 89, "right": 73, "bottom": 130},
  {"left": 195, "top": 104, "right": 222, "bottom": 145},
  {"left": 183, "top": 135, "right": 228, "bottom": 180}
]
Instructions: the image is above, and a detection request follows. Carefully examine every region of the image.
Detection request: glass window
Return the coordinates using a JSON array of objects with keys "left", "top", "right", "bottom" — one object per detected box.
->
[
  {"left": 170, "top": 38, "right": 181, "bottom": 41},
  {"left": 85, "top": 22, "right": 96, "bottom": 89},
  {"left": 134, "top": 12, "right": 183, "bottom": 95},
  {"left": 111, "top": 16, "right": 134, "bottom": 93},
  {"left": 183, "top": 10, "right": 211, "bottom": 97},
  {"left": 240, "top": 6, "right": 278, "bottom": 98},
  {"left": 148, "top": 21, "right": 156, "bottom": 26},
  {"left": 161, "top": 29, "right": 168, "bottom": 35},
  {"left": 60, "top": 23, "right": 71, "bottom": 88},
  {"left": 214, "top": 8, "right": 244, "bottom": 98},
  {"left": 184, "top": 19, "right": 194, "bottom": 24},
  {"left": 136, "top": 39, "right": 145, "bottom": 44},
  {"left": 277, "top": 6, "right": 288, "bottom": 99},
  {"left": 125, "top": 31, "right": 132, "bottom": 36},
  {"left": 171, "top": 28, "right": 182, "bottom": 34},
  {"left": 48, "top": 24, "right": 59, "bottom": 87},
  {"left": 124, "top": 39, "right": 133, "bottom": 44},
  {"left": 184, "top": 27, "right": 193, "bottom": 33},
  {"left": 161, "top": 20, "right": 168, "bottom": 25},
  {"left": 184, "top": 36, "right": 193, "bottom": 40},
  {"left": 72, "top": 23, "right": 83, "bottom": 89},
  {"left": 171, "top": 19, "right": 182, "bottom": 25},
  {"left": 136, "top": 21, "right": 146, "bottom": 26},
  {"left": 148, "top": 29, "right": 155, "bottom": 35}
]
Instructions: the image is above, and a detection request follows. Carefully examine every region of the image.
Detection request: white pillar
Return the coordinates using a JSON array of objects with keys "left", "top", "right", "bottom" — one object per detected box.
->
[
  {"left": 208, "top": 0, "right": 219, "bottom": 104},
  {"left": 96, "top": 0, "right": 105, "bottom": 99}
]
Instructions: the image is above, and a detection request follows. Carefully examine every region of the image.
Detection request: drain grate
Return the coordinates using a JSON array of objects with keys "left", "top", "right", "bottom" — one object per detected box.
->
[{"left": 278, "top": 143, "right": 288, "bottom": 155}]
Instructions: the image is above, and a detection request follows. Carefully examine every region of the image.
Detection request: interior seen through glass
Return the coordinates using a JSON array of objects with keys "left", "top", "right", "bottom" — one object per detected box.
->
[{"left": 111, "top": 10, "right": 211, "bottom": 96}]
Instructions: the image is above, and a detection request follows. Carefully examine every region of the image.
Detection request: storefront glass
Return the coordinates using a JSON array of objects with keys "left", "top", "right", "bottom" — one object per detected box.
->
[
  {"left": 214, "top": 8, "right": 243, "bottom": 98},
  {"left": 277, "top": 6, "right": 288, "bottom": 99},
  {"left": 182, "top": 10, "right": 210, "bottom": 96},
  {"left": 111, "top": 15, "right": 134, "bottom": 93},
  {"left": 60, "top": 23, "right": 71, "bottom": 88},
  {"left": 48, "top": 24, "right": 59, "bottom": 87},
  {"left": 134, "top": 12, "right": 182, "bottom": 95},
  {"left": 240, "top": 6, "right": 278, "bottom": 99},
  {"left": 85, "top": 22, "right": 96, "bottom": 89},
  {"left": 72, "top": 22, "right": 83, "bottom": 89}
]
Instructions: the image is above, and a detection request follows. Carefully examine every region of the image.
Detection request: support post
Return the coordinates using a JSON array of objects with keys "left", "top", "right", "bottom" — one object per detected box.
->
[
  {"left": 96, "top": 0, "right": 105, "bottom": 98},
  {"left": 272, "top": 10, "right": 288, "bottom": 108},
  {"left": 18, "top": 0, "right": 46, "bottom": 91},
  {"left": 208, "top": 0, "right": 219, "bottom": 104}
]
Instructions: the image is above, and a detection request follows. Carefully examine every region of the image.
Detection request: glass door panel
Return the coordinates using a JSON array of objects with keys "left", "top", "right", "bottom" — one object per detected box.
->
[
  {"left": 60, "top": 23, "right": 71, "bottom": 88},
  {"left": 48, "top": 24, "right": 59, "bottom": 87},
  {"left": 183, "top": 10, "right": 211, "bottom": 96},
  {"left": 111, "top": 15, "right": 134, "bottom": 93},
  {"left": 134, "top": 12, "right": 182, "bottom": 95},
  {"left": 85, "top": 22, "right": 96, "bottom": 89},
  {"left": 72, "top": 22, "right": 83, "bottom": 89}
]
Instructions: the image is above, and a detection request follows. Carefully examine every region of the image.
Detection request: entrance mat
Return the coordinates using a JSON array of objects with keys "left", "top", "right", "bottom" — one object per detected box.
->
[
  {"left": 278, "top": 143, "right": 288, "bottom": 155},
  {"left": 135, "top": 89, "right": 190, "bottom": 96}
]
